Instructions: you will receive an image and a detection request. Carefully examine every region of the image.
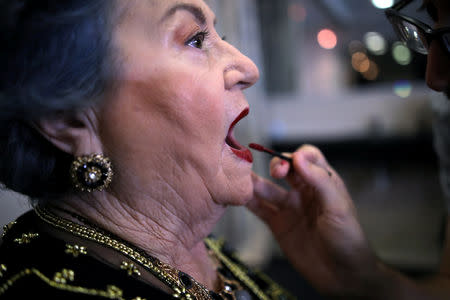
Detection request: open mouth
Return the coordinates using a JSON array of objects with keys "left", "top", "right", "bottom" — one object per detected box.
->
[{"left": 225, "top": 108, "right": 253, "bottom": 163}]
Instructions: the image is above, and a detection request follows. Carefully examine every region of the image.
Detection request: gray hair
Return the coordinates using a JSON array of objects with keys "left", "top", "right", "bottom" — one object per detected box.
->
[{"left": 0, "top": 0, "right": 119, "bottom": 198}]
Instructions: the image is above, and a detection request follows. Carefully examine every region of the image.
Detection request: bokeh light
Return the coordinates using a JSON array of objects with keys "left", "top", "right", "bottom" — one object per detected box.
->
[
  {"left": 358, "top": 58, "right": 371, "bottom": 73},
  {"left": 348, "top": 40, "right": 366, "bottom": 55},
  {"left": 351, "top": 52, "right": 369, "bottom": 72},
  {"left": 392, "top": 42, "right": 412, "bottom": 65},
  {"left": 351, "top": 51, "right": 380, "bottom": 80},
  {"left": 362, "top": 61, "right": 379, "bottom": 81},
  {"left": 364, "top": 32, "right": 387, "bottom": 55},
  {"left": 288, "top": 3, "right": 307, "bottom": 23},
  {"left": 371, "top": 0, "right": 394, "bottom": 9},
  {"left": 393, "top": 80, "right": 413, "bottom": 98},
  {"left": 317, "top": 29, "right": 337, "bottom": 50}
]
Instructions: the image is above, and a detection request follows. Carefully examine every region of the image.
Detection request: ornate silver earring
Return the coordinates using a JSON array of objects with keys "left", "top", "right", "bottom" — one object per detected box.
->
[{"left": 70, "top": 154, "right": 113, "bottom": 192}]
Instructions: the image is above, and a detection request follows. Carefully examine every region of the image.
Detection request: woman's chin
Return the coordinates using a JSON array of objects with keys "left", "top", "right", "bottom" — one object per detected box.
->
[
  {"left": 217, "top": 153, "right": 254, "bottom": 206},
  {"left": 239, "top": 188, "right": 254, "bottom": 205},
  {"left": 226, "top": 177, "right": 254, "bottom": 206}
]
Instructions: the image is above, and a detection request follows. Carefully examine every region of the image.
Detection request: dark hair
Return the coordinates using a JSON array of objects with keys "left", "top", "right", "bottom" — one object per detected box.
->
[{"left": 0, "top": 0, "right": 119, "bottom": 198}]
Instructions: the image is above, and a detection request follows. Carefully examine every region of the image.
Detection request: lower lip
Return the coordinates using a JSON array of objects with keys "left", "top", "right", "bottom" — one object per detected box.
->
[{"left": 231, "top": 148, "right": 253, "bottom": 163}]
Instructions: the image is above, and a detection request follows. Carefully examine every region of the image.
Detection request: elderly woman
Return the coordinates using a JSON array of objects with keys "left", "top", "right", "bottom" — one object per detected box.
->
[
  {"left": 0, "top": 0, "right": 304, "bottom": 299},
  {"left": 0, "top": 0, "right": 407, "bottom": 299}
]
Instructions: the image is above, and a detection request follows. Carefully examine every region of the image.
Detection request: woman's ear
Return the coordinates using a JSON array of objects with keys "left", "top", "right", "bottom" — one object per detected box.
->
[{"left": 33, "top": 108, "right": 102, "bottom": 156}]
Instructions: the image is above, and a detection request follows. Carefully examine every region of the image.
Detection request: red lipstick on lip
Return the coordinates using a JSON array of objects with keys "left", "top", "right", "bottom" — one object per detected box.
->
[
  {"left": 230, "top": 108, "right": 249, "bottom": 129},
  {"left": 226, "top": 108, "right": 253, "bottom": 163},
  {"left": 231, "top": 148, "right": 253, "bottom": 163}
]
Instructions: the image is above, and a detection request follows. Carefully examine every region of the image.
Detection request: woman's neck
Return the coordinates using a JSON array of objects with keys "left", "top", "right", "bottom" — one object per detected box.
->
[{"left": 50, "top": 188, "right": 226, "bottom": 290}]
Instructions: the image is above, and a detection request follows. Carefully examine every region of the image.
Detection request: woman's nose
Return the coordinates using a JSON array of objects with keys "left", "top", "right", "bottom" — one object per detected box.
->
[
  {"left": 223, "top": 43, "right": 260, "bottom": 91},
  {"left": 426, "top": 41, "right": 450, "bottom": 92}
]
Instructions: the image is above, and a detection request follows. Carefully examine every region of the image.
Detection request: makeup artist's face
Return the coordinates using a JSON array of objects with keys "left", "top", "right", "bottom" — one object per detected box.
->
[
  {"left": 425, "top": 0, "right": 450, "bottom": 98},
  {"left": 98, "top": 0, "right": 259, "bottom": 208}
]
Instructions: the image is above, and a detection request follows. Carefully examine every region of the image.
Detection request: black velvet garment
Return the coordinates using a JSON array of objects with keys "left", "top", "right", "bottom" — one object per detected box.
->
[{"left": 0, "top": 210, "right": 295, "bottom": 300}]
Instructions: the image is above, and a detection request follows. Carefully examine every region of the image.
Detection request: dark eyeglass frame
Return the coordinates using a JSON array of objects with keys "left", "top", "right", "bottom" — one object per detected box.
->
[{"left": 385, "top": 0, "right": 450, "bottom": 55}]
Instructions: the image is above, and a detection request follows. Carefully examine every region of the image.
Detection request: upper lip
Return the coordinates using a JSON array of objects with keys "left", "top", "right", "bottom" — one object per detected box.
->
[{"left": 225, "top": 107, "right": 249, "bottom": 150}]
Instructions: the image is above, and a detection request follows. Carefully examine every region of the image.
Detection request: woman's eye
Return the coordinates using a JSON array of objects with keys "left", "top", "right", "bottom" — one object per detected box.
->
[{"left": 186, "top": 32, "right": 207, "bottom": 49}]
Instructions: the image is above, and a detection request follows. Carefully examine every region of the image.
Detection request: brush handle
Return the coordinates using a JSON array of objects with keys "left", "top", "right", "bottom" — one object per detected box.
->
[
  {"left": 248, "top": 143, "right": 293, "bottom": 163},
  {"left": 270, "top": 151, "right": 293, "bottom": 163}
]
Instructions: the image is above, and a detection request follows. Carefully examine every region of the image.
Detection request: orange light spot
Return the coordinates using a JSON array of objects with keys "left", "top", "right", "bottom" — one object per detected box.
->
[
  {"left": 351, "top": 52, "right": 369, "bottom": 72},
  {"left": 362, "top": 61, "right": 379, "bottom": 81}
]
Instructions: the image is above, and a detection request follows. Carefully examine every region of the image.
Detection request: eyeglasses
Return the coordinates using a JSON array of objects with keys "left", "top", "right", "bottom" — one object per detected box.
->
[{"left": 385, "top": 0, "right": 450, "bottom": 55}]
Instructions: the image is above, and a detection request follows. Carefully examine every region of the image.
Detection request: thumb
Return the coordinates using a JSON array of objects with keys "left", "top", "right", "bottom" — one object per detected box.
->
[{"left": 293, "top": 146, "right": 350, "bottom": 211}]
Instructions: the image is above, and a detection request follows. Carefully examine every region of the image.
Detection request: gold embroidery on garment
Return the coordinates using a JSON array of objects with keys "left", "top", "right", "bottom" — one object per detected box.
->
[
  {"left": 0, "top": 268, "right": 126, "bottom": 299},
  {"left": 205, "top": 238, "right": 271, "bottom": 300},
  {"left": 54, "top": 269, "right": 75, "bottom": 284},
  {"left": 256, "top": 271, "right": 296, "bottom": 300},
  {"left": 13, "top": 233, "right": 39, "bottom": 244},
  {"left": 132, "top": 297, "right": 147, "bottom": 300},
  {"left": 35, "top": 207, "right": 289, "bottom": 300},
  {"left": 0, "top": 264, "right": 6, "bottom": 277},
  {"left": 2, "top": 221, "right": 17, "bottom": 238},
  {"left": 65, "top": 244, "right": 87, "bottom": 257},
  {"left": 172, "top": 286, "right": 194, "bottom": 299},
  {"left": 206, "top": 238, "right": 296, "bottom": 300},
  {"left": 35, "top": 206, "right": 211, "bottom": 300},
  {"left": 106, "top": 285, "right": 123, "bottom": 298},
  {"left": 120, "top": 261, "right": 141, "bottom": 276}
]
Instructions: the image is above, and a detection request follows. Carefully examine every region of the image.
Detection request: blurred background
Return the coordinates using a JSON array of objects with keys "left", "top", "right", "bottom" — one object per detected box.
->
[{"left": 0, "top": 0, "right": 448, "bottom": 298}]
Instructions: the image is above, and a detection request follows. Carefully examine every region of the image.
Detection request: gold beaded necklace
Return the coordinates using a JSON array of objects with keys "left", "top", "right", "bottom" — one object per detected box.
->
[{"left": 35, "top": 206, "right": 266, "bottom": 300}]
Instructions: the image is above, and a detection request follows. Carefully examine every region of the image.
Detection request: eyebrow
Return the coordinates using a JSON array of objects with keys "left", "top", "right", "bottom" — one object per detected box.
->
[{"left": 161, "top": 3, "right": 208, "bottom": 25}]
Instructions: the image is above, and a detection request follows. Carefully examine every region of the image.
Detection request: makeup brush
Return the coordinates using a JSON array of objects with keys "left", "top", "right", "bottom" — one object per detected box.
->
[{"left": 248, "top": 143, "right": 293, "bottom": 163}]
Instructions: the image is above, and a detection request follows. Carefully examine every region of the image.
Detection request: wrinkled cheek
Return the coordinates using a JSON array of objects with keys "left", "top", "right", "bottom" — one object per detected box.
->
[{"left": 169, "top": 95, "right": 226, "bottom": 172}]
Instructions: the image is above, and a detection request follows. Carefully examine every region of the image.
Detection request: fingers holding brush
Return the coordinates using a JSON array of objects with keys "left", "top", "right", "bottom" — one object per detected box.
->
[
  {"left": 269, "top": 155, "right": 291, "bottom": 179},
  {"left": 249, "top": 143, "right": 294, "bottom": 179},
  {"left": 249, "top": 143, "right": 344, "bottom": 197},
  {"left": 248, "top": 142, "right": 374, "bottom": 298}
]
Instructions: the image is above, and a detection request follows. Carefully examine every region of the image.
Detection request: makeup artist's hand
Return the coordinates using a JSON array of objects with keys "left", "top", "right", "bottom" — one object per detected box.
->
[{"left": 247, "top": 145, "right": 385, "bottom": 298}]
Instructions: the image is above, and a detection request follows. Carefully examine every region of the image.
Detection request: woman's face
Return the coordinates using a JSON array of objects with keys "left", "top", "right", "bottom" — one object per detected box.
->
[
  {"left": 425, "top": 0, "right": 450, "bottom": 98},
  {"left": 98, "top": 0, "right": 259, "bottom": 207}
]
